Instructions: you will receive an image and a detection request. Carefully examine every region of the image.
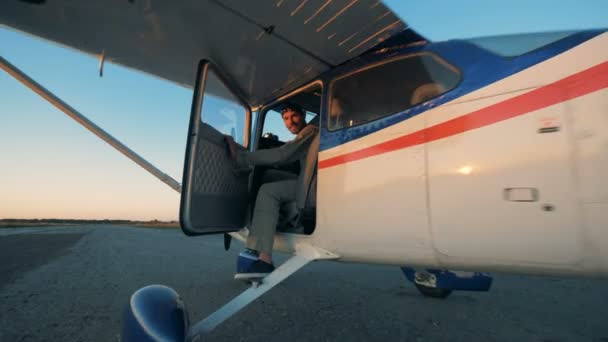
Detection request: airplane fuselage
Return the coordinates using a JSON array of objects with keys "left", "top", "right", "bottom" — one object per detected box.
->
[{"left": 249, "top": 30, "right": 608, "bottom": 278}]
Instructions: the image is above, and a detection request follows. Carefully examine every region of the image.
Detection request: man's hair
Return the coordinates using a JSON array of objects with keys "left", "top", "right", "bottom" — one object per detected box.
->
[{"left": 281, "top": 103, "right": 305, "bottom": 117}]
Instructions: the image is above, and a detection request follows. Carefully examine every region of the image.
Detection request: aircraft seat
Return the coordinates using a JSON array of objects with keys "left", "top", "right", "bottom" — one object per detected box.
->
[
  {"left": 277, "top": 116, "right": 319, "bottom": 235},
  {"left": 410, "top": 83, "right": 446, "bottom": 106}
]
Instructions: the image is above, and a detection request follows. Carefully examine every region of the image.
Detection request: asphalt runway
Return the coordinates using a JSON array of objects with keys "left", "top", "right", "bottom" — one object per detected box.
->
[{"left": 1, "top": 226, "right": 607, "bottom": 342}]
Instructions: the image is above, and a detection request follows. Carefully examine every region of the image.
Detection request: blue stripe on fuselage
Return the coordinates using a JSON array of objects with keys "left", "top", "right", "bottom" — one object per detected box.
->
[{"left": 319, "top": 30, "right": 605, "bottom": 151}]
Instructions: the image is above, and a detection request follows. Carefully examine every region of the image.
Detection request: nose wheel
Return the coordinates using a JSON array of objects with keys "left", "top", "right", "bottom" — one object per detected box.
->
[{"left": 414, "top": 283, "right": 453, "bottom": 299}]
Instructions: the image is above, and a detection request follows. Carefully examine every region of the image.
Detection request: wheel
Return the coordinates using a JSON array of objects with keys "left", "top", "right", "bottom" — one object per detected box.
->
[{"left": 414, "top": 283, "right": 453, "bottom": 299}]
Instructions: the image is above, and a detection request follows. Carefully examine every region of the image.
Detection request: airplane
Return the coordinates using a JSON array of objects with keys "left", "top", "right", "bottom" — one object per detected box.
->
[{"left": 1, "top": 0, "right": 607, "bottom": 340}]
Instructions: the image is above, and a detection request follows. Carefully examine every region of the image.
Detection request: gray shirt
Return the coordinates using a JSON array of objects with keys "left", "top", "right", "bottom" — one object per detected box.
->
[
  {"left": 236, "top": 124, "right": 318, "bottom": 170},
  {"left": 236, "top": 124, "right": 319, "bottom": 208}
]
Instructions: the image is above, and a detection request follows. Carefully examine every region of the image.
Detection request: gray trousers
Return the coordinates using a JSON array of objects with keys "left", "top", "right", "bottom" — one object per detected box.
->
[{"left": 246, "top": 170, "right": 297, "bottom": 254}]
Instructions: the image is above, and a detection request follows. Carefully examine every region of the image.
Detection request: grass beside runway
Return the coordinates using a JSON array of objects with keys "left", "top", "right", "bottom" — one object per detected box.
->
[{"left": 0, "top": 219, "right": 179, "bottom": 229}]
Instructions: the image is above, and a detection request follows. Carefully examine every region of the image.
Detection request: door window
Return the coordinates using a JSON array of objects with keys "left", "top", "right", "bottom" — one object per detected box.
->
[{"left": 201, "top": 70, "right": 249, "bottom": 146}]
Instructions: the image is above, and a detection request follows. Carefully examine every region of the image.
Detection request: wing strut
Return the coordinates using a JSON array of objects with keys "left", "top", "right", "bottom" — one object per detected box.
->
[{"left": 0, "top": 55, "right": 181, "bottom": 193}]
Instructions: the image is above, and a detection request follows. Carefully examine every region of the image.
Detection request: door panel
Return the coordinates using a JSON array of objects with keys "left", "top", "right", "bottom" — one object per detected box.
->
[
  {"left": 316, "top": 52, "right": 460, "bottom": 264},
  {"left": 316, "top": 115, "right": 433, "bottom": 264},
  {"left": 185, "top": 124, "right": 249, "bottom": 233},
  {"left": 180, "top": 61, "right": 251, "bottom": 235}
]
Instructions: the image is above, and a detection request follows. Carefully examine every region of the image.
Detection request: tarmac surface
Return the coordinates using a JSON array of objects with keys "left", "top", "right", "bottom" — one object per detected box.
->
[{"left": 1, "top": 225, "right": 607, "bottom": 342}]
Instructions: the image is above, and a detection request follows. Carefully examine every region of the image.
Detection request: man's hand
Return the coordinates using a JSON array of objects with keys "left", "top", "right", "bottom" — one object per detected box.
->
[{"left": 224, "top": 135, "right": 238, "bottom": 161}]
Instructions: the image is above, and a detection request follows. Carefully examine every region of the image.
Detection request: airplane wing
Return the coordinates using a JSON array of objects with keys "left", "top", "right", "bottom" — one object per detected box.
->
[{"left": 0, "top": 0, "right": 425, "bottom": 107}]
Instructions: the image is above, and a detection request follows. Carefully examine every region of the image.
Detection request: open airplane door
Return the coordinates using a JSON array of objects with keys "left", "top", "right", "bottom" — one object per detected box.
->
[{"left": 180, "top": 61, "right": 252, "bottom": 235}]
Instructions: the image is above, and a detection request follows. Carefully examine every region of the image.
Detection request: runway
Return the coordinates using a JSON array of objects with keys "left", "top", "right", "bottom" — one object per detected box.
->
[{"left": 1, "top": 225, "right": 607, "bottom": 342}]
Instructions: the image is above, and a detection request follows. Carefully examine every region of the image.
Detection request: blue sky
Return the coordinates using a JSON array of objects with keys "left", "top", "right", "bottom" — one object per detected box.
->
[{"left": 1, "top": 1, "right": 607, "bottom": 220}]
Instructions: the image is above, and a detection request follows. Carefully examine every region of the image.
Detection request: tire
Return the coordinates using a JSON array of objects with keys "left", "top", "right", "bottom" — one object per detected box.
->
[{"left": 415, "top": 283, "right": 453, "bottom": 299}]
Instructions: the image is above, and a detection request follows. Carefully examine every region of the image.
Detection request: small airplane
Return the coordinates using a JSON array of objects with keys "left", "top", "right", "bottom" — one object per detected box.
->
[{"left": 2, "top": 1, "right": 607, "bottom": 340}]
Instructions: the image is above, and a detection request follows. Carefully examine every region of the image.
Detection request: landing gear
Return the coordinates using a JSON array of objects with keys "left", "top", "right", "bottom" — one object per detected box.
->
[
  {"left": 122, "top": 285, "right": 189, "bottom": 342},
  {"left": 122, "top": 244, "right": 338, "bottom": 340},
  {"left": 414, "top": 283, "right": 453, "bottom": 299},
  {"left": 400, "top": 267, "right": 493, "bottom": 299}
]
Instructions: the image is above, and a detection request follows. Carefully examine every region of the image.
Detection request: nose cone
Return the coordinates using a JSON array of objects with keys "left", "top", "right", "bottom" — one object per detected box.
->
[{"left": 122, "top": 285, "right": 189, "bottom": 342}]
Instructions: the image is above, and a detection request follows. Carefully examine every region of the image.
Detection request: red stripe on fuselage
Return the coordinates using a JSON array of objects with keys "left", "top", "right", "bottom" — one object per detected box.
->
[{"left": 319, "top": 61, "right": 608, "bottom": 170}]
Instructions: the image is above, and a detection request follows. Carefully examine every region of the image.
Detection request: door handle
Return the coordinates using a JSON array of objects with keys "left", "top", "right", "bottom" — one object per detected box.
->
[{"left": 504, "top": 188, "right": 539, "bottom": 202}]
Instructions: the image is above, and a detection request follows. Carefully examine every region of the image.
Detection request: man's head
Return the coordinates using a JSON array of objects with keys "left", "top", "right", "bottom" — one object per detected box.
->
[{"left": 281, "top": 103, "right": 306, "bottom": 134}]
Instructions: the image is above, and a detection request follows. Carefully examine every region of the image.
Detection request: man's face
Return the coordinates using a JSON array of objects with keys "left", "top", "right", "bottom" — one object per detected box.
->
[{"left": 282, "top": 109, "right": 306, "bottom": 135}]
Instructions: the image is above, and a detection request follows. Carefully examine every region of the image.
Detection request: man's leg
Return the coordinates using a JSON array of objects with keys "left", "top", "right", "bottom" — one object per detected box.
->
[{"left": 246, "top": 180, "right": 297, "bottom": 263}]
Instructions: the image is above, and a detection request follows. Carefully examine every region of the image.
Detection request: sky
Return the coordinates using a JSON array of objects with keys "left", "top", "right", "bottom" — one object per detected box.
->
[{"left": 1, "top": 1, "right": 607, "bottom": 220}]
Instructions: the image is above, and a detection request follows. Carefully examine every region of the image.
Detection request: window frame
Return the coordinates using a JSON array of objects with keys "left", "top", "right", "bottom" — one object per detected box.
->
[
  {"left": 254, "top": 80, "right": 324, "bottom": 150},
  {"left": 180, "top": 59, "right": 253, "bottom": 236},
  {"left": 262, "top": 109, "right": 317, "bottom": 143},
  {"left": 327, "top": 52, "right": 461, "bottom": 132}
]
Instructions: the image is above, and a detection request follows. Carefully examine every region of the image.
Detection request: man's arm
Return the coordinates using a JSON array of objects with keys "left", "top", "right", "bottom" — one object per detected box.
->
[{"left": 235, "top": 125, "right": 318, "bottom": 167}]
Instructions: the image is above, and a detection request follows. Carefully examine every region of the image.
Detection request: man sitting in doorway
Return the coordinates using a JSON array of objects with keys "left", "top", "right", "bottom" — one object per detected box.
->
[{"left": 225, "top": 103, "right": 318, "bottom": 280}]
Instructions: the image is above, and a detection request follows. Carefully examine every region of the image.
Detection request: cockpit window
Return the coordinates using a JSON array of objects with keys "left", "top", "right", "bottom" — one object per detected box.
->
[
  {"left": 467, "top": 31, "right": 576, "bottom": 57},
  {"left": 328, "top": 53, "right": 459, "bottom": 130}
]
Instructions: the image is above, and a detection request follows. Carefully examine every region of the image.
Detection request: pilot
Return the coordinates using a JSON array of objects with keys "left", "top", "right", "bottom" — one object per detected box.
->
[{"left": 225, "top": 103, "right": 318, "bottom": 280}]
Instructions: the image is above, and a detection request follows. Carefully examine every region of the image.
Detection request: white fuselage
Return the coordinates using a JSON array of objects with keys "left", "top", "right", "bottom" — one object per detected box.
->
[{"left": 238, "top": 32, "right": 608, "bottom": 278}]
